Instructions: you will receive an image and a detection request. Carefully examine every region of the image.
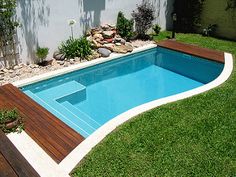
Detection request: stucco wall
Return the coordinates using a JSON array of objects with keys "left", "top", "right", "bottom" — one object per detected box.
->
[
  {"left": 16, "top": 0, "right": 174, "bottom": 64},
  {"left": 201, "top": 0, "right": 236, "bottom": 40}
]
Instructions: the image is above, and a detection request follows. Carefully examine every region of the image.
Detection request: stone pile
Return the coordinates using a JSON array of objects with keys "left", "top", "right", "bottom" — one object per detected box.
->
[{"left": 86, "top": 24, "right": 134, "bottom": 57}]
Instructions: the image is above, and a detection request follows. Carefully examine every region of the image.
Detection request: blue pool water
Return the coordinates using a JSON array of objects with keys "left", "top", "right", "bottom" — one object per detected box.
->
[{"left": 22, "top": 47, "right": 224, "bottom": 138}]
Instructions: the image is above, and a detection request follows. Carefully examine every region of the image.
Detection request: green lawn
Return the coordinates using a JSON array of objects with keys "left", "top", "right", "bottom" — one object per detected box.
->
[{"left": 72, "top": 32, "right": 236, "bottom": 176}]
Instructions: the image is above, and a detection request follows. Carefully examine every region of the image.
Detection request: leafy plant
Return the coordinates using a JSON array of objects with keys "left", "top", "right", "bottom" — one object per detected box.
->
[
  {"left": 202, "top": 24, "right": 217, "bottom": 37},
  {"left": 0, "top": 108, "right": 24, "bottom": 133},
  {"left": 36, "top": 47, "right": 49, "bottom": 63},
  {"left": 173, "top": 0, "right": 204, "bottom": 33},
  {"left": 152, "top": 24, "right": 161, "bottom": 35},
  {"left": 131, "top": 1, "right": 155, "bottom": 38},
  {"left": 116, "top": 12, "right": 134, "bottom": 40},
  {"left": 59, "top": 37, "right": 92, "bottom": 59},
  {"left": 0, "top": 0, "right": 19, "bottom": 67},
  {"left": 226, "top": 0, "right": 236, "bottom": 10}
]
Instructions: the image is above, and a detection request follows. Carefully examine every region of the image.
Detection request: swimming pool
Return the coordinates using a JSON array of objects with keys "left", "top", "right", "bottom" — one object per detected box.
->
[{"left": 21, "top": 47, "right": 224, "bottom": 138}]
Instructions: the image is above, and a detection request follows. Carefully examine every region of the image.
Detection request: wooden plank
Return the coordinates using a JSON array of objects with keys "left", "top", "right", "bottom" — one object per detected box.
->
[
  {"left": 0, "top": 131, "right": 40, "bottom": 177},
  {"left": 157, "top": 40, "right": 225, "bottom": 63},
  {"left": 0, "top": 84, "right": 85, "bottom": 163},
  {"left": 0, "top": 153, "right": 18, "bottom": 177}
]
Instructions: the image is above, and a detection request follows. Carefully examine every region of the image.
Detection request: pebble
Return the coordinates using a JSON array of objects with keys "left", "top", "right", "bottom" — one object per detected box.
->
[
  {"left": 69, "top": 59, "right": 75, "bottom": 64},
  {"left": 59, "top": 61, "right": 65, "bottom": 65}
]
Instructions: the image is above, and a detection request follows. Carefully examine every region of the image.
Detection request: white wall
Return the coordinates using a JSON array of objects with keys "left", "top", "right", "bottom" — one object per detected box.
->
[{"left": 16, "top": 0, "right": 173, "bottom": 63}]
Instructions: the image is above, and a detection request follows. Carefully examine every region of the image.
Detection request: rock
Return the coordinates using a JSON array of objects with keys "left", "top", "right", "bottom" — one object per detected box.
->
[
  {"left": 74, "top": 57, "right": 81, "bottom": 62},
  {"left": 3, "top": 69, "right": 8, "bottom": 73},
  {"left": 86, "top": 36, "right": 93, "bottom": 42},
  {"left": 0, "top": 71, "right": 4, "bottom": 75},
  {"left": 87, "top": 50, "right": 100, "bottom": 61},
  {"left": 114, "top": 38, "right": 126, "bottom": 44},
  {"left": 115, "top": 43, "right": 122, "bottom": 46},
  {"left": 69, "top": 59, "right": 75, "bottom": 64},
  {"left": 101, "top": 24, "right": 109, "bottom": 29},
  {"left": 0, "top": 77, "right": 4, "bottom": 81},
  {"left": 92, "top": 40, "right": 102, "bottom": 48},
  {"left": 8, "top": 70, "right": 14, "bottom": 73},
  {"left": 108, "top": 24, "right": 116, "bottom": 29},
  {"left": 104, "top": 38, "right": 113, "bottom": 43},
  {"left": 53, "top": 51, "right": 66, "bottom": 61},
  {"left": 64, "top": 62, "right": 69, "bottom": 67},
  {"left": 16, "top": 71, "right": 21, "bottom": 76},
  {"left": 113, "top": 44, "right": 133, "bottom": 54},
  {"left": 102, "top": 31, "right": 115, "bottom": 39},
  {"left": 10, "top": 73, "right": 16, "bottom": 78},
  {"left": 30, "top": 64, "right": 39, "bottom": 69},
  {"left": 125, "top": 43, "right": 134, "bottom": 52},
  {"left": 98, "top": 48, "right": 112, "bottom": 57},
  {"left": 13, "top": 65, "right": 20, "bottom": 70},
  {"left": 103, "top": 43, "right": 115, "bottom": 51},
  {"left": 51, "top": 59, "right": 58, "bottom": 66},
  {"left": 59, "top": 61, "right": 65, "bottom": 65},
  {"left": 91, "top": 27, "right": 102, "bottom": 35},
  {"left": 93, "top": 33, "right": 103, "bottom": 40}
]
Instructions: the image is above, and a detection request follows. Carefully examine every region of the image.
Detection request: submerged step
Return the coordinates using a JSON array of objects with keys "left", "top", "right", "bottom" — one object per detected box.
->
[
  {"left": 24, "top": 90, "right": 94, "bottom": 138},
  {"left": 61, "top": 101, "right": 101, "bottom": 130},
  {"left": 37, "top": 80, "right": 86, "bottom": 100}
]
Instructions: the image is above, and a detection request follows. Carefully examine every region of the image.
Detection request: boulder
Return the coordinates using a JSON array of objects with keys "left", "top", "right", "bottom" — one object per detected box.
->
[
  {"left": 53, "top": 51, "right": 66, "bottom": 61},
  {"left": 114, "top": 37, "right": 126, "bottom": 44},
  {"left": 112, "top": 44, "right": 133, "bottom": 54},
  {"left": 103, "top": 43, "right": 115, "bottom": 51},
  {"left": 91, "top": 27, "right": 102, "bottom": 35},
  {"left": 115, "top": 42, "right": 122, "bottom": 46},
  {"left": 92, "top": 39, "right": 102, "bottom": 48},
  {"left": 104, "top": 38, "right": 113, "bottom": 43},
  {"left": 102, "top": 31, "right": 115, "bottom": 39},
  {"left": 98, "top": 48, "right": 111, "bottom": 57},
  {"left": 101, "top": 24, "right": 110, "bottom": 31},
  {"left": 93, "top": 33, "right": 103, "bottom": 40}
]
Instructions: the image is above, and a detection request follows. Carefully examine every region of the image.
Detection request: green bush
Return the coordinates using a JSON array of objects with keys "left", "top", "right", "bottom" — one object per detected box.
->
[
  {"left": 36, "top": 47, "right": 49, "bottom": 63},
  {"left": 132, "top": 1, "right": 155, "bottom": 38},
  {"left": 0, "top": 109, "right": 18, "bottom": 123},
  {"left": 0, "top": 108, "right": 24, "bottom": 133},
  {"left": 59, "top": 37, "right": 92, "bottom": 59},
  {"left": 116, "top": 12, "right": 134, "bottom": 40},
  {"left": 152, "top": 24, "right": 161, "bottom": 35},
  {"left": 173, "top": 0, "right": 204, "bottom": 33}
]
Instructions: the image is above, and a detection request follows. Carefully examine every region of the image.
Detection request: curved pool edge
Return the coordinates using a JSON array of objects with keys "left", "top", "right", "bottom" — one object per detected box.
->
[
  {"left": 59, "top": 52, "right": 233, "bottom": 173},
  {"left": 7, "top": 47, "right": 233, "bottom": 176}
]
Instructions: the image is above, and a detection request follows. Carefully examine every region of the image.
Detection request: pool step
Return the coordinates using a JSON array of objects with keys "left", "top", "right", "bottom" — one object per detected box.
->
[
  {"left": 24, "top": 90, "right": 94, "bottom": 138},
  {"left": 37, "top": 80, "right": 86, "bottom": 100},
  {"left": 61, "top": 101, "right": 101, "bottom": 130}
]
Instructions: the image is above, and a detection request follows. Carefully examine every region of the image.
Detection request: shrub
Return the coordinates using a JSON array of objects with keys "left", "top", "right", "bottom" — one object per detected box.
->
[
  {"left": 36, "top": 47, "right": 49, "bottom": 63},
  {"left": 0, "top": 108, "right": 24, "bottom": 133},
  {"left": 173, "top": 0, "right": 204, "bottom": 33},
  {"left": 131, "top": 1, "right": 155, "bottom": 38},
  {"left": 152, "top": 24, "right": 161, "bottom": 35},
  {"left": 59, "top": 37, "right": 92, "bottom": 59},
  {"left": 116, "top": 12, "right": 134, "bottom": 40}
]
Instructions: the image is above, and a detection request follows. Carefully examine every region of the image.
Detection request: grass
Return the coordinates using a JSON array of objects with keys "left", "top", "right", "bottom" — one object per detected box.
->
[{"left": 72, "top": 32, "right": 236, "bottom": 176}]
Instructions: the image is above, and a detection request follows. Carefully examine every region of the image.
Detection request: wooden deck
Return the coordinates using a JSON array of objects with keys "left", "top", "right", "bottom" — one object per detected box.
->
[
  {"left": 157, "top": 40, "right": 225, "bottom": 63},
  {"left": 0, "top": 130, "right": 40, "bottom": 177},
  {"left": 0, "top": 84, "right": 84, "bottom": 164}
]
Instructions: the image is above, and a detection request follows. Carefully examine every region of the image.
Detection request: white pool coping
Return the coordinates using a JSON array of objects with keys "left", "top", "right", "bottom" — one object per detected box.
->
[{"left": 7, "top": 45, "right": 233, "bottom": 177}]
